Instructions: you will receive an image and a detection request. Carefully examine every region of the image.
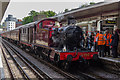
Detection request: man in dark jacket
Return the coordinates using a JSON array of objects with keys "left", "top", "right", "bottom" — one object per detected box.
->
[
  {"left": 90, "top": 32, "right": 94, "bottom": 50},
  {"left": 111, "top": 30, "right": 119, "bottom": 58}
]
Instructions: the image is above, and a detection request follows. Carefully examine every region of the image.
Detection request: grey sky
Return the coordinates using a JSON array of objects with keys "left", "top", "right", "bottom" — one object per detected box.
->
[{"left": 1, "top": 0, "right": 104, "bottom": 24}]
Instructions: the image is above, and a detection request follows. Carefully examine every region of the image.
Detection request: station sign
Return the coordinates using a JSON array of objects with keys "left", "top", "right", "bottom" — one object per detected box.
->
[
  {"left": 103, "top": 25, "right": 114, "bottom": 27},
  {"left": 105, "top": 20, "right": 116, "bottom": 24}
]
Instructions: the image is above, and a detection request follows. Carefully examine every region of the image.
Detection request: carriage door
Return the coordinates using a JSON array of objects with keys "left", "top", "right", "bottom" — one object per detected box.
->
[
  {"left": 28, "top": 28, "right": 29, "bottom": 43},
  {"left": 19, "top": 29, "right": 21, "bottom": 41},
  {"left": 33, "top": 25, "right": 37, "bottom": 43},
  {"left": 29, "top": 27, "right": 33, "bottom": 43}
]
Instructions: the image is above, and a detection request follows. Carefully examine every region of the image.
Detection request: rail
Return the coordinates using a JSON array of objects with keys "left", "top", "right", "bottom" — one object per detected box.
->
[{"left": 2, "top": 40, "right": 53, "bottom": 80}]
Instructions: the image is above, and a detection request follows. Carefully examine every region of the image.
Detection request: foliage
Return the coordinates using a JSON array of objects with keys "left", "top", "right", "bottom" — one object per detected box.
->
[
  {"left": 22, "top": 16, "right": 33, "bottom": 25},
  {"left": 45, "top": 11, "right": 56, "bottom": 17},
  {"left": 64, "top": 9, "right": 69, "bottom": 12},
  {"left": 29, "top": 10, "right": 39, "bottom": 16},
  {"left": 90, "top": 2, "right": 95, "bottom": 5},
  {"left": 22, "top": 10, "right": 56, "bottom": 24},
  {"left": 80, "top": 2, "right": 96, "bottom": 8},
  {"left": 0, "top": 25, "right": 2, "bottom": 28},
  {"left": 80, "top": 3, "right": 88, "bottom": 8},
  {"left": 0, "top": 24, "right": 4, "bottom": 28}
]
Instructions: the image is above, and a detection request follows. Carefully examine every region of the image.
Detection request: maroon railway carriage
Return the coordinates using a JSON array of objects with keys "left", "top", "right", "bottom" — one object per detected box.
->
[{"left": 1, "top": 18, "right": 98, "bottom": 69}]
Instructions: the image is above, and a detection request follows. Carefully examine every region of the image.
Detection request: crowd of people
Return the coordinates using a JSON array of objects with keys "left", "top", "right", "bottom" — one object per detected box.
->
[{"left": 83, "top": 29, "right": 119, "bottom": 58}]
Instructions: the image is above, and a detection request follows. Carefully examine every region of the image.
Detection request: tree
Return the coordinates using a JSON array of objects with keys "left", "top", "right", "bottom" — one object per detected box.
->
[
  {"left": 0, "top": 24, "right": 2, "bottom": 28},
  {"left": 46, "top": 11, "right": 56, "bottom": 17},
  {"left": 90, "top": 2, "right": 95, "bottom": 5},
  {"left": 22, "top": 10, "right": 56, "bottom": 24},
  {"left": 64, "top": 9, "right": 69, "bottom": 12},
  {"left": 29, "top": 10, "right": 39, "bottom": 16},
  {"left": 80, "top": 3, "right": 88, "bottom": 8},
  {"left": 79, "top": 2, "right": 95, "bottom": 8},
  {"left": 39, "top": 11, "right": 56, "bottom": 18},
  {"left": 22, "top": 16, "right": 33, "bottom": 25}
]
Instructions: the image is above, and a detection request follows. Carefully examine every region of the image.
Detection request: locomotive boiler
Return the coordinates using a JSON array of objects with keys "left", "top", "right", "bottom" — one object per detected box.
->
[{"left": 51, "top": 25, "right": 84, "bottom": 51}]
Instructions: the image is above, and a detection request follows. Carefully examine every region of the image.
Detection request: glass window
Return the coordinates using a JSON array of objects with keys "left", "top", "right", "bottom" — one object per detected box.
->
[
  {"left": 24, "top": 28, "right": 26, "bottom": 33},
  {"left": 54, "top": 21, "right": 60, "bottom": 27},
  {"left": 39, "top": 22, "right": 42, "bottom": 28}
]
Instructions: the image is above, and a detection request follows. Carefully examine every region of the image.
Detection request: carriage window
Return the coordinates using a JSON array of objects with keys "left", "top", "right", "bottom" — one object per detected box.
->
[
  {"left": 22, "top": 29, "right": 24, "bottom": 33},
  {"left": 50, "top": 22, "right": 53, "bottom": 25},
  {"left": 54, "top": 21, "right": 60, "bottom": 27},
  {"left": 39, "top": 22, "right": 42, "bottom": 28},
  {"left": 23, "top": 29, "right": 25, "bottom": 33},
  {"left": 25, "top": 28, "right": 26, "bottom": 33},
  {"left": 24, "top": 29, "right": 25, "bottom": 33},
  {"left": 23, "top": 29, "right": 26, "bottom": 33},
  {"left": 24, "top": 29, "right": 26, "bottom": 33}
]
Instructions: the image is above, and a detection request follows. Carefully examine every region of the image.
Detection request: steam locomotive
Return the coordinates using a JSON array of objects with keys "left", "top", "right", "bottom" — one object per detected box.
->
[{"left": 1, "top": 18, "right": 98, "bottom": 70}]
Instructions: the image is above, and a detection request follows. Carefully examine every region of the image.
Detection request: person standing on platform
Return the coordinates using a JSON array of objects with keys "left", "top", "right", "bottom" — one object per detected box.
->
[
  {"left": 104, "top": 30, "right": 112, "bottom": 56},
  {"left": 94, "top": 31, "right": 99, "bottom": 51},
  {"left": 111, "top": 30, "right": 119, "bottom": 58},
  {"left": 86, "top": 34, "right": 91, "bottom": 50},
  {"left": 96, "top": 31, "right": 106, "bottom": 57},
  {"left": 90, "top": 32, "right": 94, "bottom": 50}
]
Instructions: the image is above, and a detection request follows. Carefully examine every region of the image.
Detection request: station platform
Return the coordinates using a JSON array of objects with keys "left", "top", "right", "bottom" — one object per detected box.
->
[
  {"left": 100, "top": 56, "right": 120, "bottom": 63},
  {"left": 99, "top": 56, "right": 120, "bottom": 75},
  {"left": 0, "top": 46, "right": 4, "bottom": 79}
]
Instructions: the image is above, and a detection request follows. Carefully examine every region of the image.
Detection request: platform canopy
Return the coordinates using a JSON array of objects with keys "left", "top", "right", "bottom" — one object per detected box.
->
[
  {"left": 51, "top": 1, "right": 120, "bottom": 23},
  {"left": 0, "top": 0, "right": 10, "bottom": 22}
]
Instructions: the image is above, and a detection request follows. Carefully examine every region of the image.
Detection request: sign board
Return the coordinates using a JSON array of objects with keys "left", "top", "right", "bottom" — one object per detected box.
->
[
  {"left": 104, "top": 0, "right": 119, "bottom": 2},
  {"left": 103, "top": 25, "right": 114, "bottom": 27},
  {"left": 105, "top": 20, "right": 116, "bottom": 24}
]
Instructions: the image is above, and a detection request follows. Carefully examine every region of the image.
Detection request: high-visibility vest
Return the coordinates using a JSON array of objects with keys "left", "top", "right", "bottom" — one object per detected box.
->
[
  {"left": 96, "top": 33, "right": 99, "bottom": 37},
  {"left": 104, "top": 33, "right": 112, "bottom": 46},
  {"left": 94, "top": 36, "right": 96, "bottom": 42},
  {"left": 97, "top": 34, "right": 106, "bottom": 45}
]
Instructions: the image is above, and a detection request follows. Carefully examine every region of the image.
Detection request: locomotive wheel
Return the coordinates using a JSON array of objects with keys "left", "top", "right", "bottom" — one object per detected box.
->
[
  {"left": 57, "top": 61, "right": 62, "bottom": 68},
  {"left": 20, "top": 45, "right": 23, "bottom": 49},
  {"left": 41, "top": 48, "right": 46, "bottom": 60},
  {"left": 79, "top": 60, "right": 89, "bottom": 71},
  {"left": 62, "top": 61, "right": 71, "bottom": 71}
]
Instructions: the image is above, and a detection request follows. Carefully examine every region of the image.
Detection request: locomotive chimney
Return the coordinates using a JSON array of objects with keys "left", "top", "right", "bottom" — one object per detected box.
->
[{"left": 67, "top": 16, "right": 76, "bottom": 25}]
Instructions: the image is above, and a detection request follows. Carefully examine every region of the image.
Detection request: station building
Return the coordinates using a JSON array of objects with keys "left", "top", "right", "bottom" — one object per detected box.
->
[
  {"left": 4, "top": 15, "right": 16, "bottom": 31},
  {"left": 52, "top": 1, "right": 120, "bottom": 32},
  {"left": 51, "top": 1, "right": 120, "bottom": 53},
  {"left": 6, "top": 21, "right": 16, "bottom": 31},
  {"left": 0, "top": 0, "right": 10, "bottom": 23}
]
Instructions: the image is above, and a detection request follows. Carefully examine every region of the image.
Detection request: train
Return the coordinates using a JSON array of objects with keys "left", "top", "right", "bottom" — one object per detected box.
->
[{"left": 1, "top": 18, "right": 98, "bottom": 70}]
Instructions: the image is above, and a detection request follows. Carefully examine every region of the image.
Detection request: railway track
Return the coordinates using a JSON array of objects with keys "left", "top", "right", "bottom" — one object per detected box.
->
[
  {"left": 2, "top": 39, "right": 98, "bottom": 80},
  {"left": 2, "top": 39, "right": 119, "bottom": 80},
  {"left": 1, "top": 40, "right": 53, "bottom": 80},
  {"left": 77, "top": 71, "right": 107, "bottom": 80},
  {"left": 79, "top": 66, "right": 120, "bottom": 80},
  {"left": 2, "top": 39, "right": 79, "bottom": 80},
  {"left": 1, "top": 45, "right": 16, "bottom": 79}
]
